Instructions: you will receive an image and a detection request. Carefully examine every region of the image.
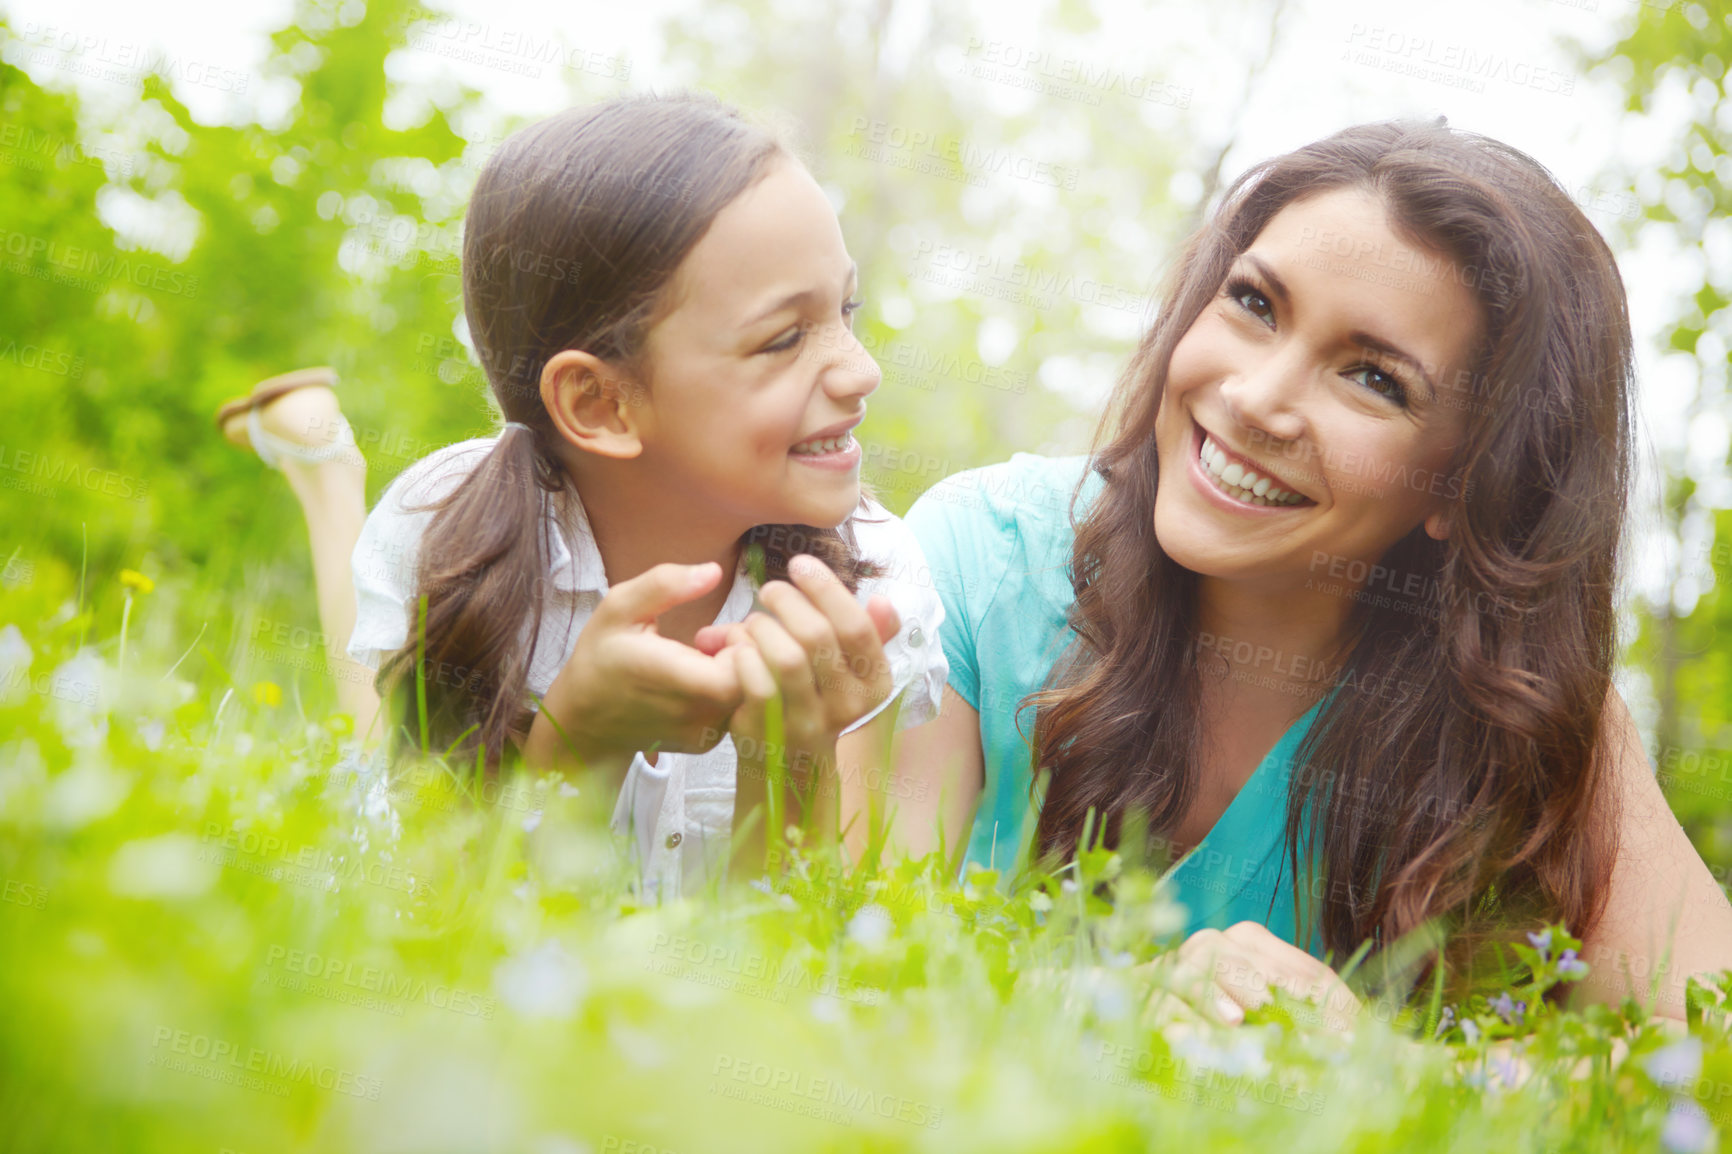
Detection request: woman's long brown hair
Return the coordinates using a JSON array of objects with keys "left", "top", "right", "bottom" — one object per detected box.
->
[
  {"left": 378, "top": 93, "right": 878, "bottom": 768},
  {"left": 1028, "top": 119, "right": 1631, "bottom": 988}
]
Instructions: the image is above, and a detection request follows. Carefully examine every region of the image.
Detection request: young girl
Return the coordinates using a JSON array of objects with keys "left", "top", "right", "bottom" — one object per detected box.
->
[
  {"left": 216, "top": 93, "right": 947, "bottom": 898},
  {"left": 895, "top": 119, "right": 1732, "bottom": 1023}
]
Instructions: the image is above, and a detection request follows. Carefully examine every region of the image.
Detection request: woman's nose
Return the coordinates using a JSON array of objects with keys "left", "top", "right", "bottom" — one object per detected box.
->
[{"left": 1219, "top": 346, "right": 1308, "bottom": 444}]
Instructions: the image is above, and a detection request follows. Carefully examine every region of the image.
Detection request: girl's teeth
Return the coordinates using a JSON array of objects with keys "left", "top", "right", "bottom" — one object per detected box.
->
[
  {"left": 793, "top": 434, "right": 850, "bottom": 455},
  {"left": 1198, "top": 431, "right": 1306, "bottom": 507}
]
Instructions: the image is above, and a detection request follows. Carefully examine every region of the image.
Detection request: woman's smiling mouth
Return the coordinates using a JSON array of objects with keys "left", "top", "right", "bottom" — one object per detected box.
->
[{"left": 1189, "top": 419, "right": 1316, "bottom": 510}]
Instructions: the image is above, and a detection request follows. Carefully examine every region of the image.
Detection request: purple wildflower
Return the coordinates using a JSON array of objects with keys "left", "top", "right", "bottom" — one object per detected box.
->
[
  {"left": 1556, "top": 948, "right": 1588, "bottom": 978},
  {"left": 1661, "top": 1101, "right": 1712, "bottom": 1154},
  {"left": 1527, "top": 928, "right": 1553, "bottom": 958}
]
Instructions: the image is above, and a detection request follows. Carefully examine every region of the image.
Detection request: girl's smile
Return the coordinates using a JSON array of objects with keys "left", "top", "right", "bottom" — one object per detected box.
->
[{"left": 788, "top": 414, "right": 864, "bottom": 470}]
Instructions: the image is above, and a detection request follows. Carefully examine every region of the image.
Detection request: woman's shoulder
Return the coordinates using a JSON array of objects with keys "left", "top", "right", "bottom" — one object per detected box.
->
[{"left": 905, "top": 452, "right": 1097, "bottom": 554}]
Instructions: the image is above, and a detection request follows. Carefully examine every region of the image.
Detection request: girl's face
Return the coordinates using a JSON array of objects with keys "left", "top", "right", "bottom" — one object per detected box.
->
[
  {"left": 1152, "top": 188, "right": 1483, "bottom": 590},
  {"left": 633, "top": 156, "right": 878, "bottom": 534}
]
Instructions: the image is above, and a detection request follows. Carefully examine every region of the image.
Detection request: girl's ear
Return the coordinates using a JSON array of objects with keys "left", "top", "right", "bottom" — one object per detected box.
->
[
  {"left": 1424, "top": 509, "right": 1452, "bottom": 541},
  {"left": 540, "top": 349, "right": 645, "bottom": 460}
]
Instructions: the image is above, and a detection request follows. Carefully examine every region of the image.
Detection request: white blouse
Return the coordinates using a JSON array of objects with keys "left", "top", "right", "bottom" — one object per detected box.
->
[{"left": 347, "top": 437, "right": 947, "bottom": 898}]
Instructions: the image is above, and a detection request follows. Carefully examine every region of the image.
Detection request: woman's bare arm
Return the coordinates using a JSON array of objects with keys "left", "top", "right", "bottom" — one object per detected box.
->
[
  {"left": 1574, "top": 688, "right": 1732, "bottom": 1019},
  {"left": 856, "top": 686, "right": 987, "bottom": 875}
]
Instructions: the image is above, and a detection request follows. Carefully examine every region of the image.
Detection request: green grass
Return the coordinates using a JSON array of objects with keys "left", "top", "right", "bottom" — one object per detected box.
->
[{"left": 0, "top": 565, "right": 1728, "bottom": 1154}]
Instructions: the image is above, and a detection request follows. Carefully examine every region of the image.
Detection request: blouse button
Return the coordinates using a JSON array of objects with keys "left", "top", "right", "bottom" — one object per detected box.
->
[
  {"left": 907, "top": 625, "right": 925, "bottom": 649},
  {"left": 665, "top": 831, "right": 683, "bottom": 849}
]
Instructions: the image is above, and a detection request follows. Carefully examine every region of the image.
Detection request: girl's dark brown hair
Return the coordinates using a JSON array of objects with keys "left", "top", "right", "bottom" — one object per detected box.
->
[
  {"left": 379, "top": 93, "right": 878, "bottom": 767},
  {"left": 1028, "top": 119, "right": 1631, "bottom": 990}
]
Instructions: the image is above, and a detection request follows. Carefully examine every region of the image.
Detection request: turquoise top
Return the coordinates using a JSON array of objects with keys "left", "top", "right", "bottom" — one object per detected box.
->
[{"left": 905, "top": 453, "right": 1327, "bottom": 959}]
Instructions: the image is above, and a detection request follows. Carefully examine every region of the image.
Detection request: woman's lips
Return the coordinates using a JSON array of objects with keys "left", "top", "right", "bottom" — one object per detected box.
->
[{"left": 1187, "top": 419, "right": 1316, "bottom": 513}]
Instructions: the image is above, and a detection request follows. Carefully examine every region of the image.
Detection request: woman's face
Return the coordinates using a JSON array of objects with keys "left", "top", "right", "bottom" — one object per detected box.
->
[{"left": 1153, "top": 188, "right": 1483, "bottom": 589}]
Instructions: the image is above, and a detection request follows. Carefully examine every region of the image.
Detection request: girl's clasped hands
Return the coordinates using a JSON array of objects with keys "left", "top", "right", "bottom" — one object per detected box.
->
[{"left": 533, "top": 551, "right": 899, "bottom": 846}]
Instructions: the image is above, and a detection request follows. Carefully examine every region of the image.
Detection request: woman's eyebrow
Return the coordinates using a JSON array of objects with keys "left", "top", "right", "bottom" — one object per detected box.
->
[
  {"left": 1242, "top": 253, "right": 1290, "bottom": 302},
  {"left": 741, "top": 262, "right": 859, "bottom": 328},
  {"left": 1242, "top": 252, "right": 1440, "bottom": 401}
]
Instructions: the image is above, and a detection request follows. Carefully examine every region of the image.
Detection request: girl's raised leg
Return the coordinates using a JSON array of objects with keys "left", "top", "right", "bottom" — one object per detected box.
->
[{"left": 218, "top": 371, "right": 380, "bottom": 741}]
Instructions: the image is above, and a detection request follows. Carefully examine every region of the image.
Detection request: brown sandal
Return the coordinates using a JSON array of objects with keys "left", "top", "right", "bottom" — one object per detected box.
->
[
  {"left": 213, "top": 366, "right": 340, "bottom": 432},
  {"left": 214, "top": 366, "right": 357, "bottom": 471}
]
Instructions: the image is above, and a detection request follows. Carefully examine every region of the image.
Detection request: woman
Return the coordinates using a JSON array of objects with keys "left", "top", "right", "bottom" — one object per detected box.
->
[{"left": 894, "top": 119, "right": 1732, "bottom": 1023}]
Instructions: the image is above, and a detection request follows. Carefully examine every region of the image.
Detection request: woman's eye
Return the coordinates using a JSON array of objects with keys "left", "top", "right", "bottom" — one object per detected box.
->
[
  {"left": 762, "top": 326, "right": 804, "bottom": 354},
  {"left": 1226, "top": 278, "right": 1274, "bottom": 326},
  {"left": 842, "top": 296, "right": 864, "bottom": 328},
  {"left": 1346, "top": 366, "right": 1409, "bottom": 406}
]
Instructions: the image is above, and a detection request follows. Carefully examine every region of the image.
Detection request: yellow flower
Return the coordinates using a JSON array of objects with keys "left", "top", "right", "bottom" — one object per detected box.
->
[
  {"left": 252, "top": 681, "right": 282, "bottom": 708},
  {"left": 119, "top": 569, "right": 155, "bottom": 594}
]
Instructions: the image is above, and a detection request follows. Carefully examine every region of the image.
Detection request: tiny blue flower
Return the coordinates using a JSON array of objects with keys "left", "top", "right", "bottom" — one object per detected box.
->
[
  {"left": 1527, "top": 928, "right": 1552, "bottom": 957},
  {"left": 1661, "top": 1100, "right": 1712, "bottom": 1154},
  {"left": 1556, "top": 948, "right": 1588, "bottom": 978}
]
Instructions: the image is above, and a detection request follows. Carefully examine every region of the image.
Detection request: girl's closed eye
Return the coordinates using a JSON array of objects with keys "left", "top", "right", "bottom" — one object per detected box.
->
[{"left": 760, "top": 296, "right": 867, "bottom": 355}]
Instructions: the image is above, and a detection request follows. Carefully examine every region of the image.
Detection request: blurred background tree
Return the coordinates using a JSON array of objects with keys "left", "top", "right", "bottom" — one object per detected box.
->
[{"left": 1590, "top": 1, "right": 1732, "bottom": 881}]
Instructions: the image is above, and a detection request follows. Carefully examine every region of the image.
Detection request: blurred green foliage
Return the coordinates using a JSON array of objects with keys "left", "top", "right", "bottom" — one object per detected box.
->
[{"left": 1590, "top": 3, "right": 1732, "bottom": 881}]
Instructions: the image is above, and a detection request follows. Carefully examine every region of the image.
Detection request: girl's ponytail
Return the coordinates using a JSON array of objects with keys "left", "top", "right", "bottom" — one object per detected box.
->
[
  {"left": 379, "top": 92, "right": 812, "bottom": 769},
  {"left": 379, "top": 423, "right": 563, "bottom": 764}
]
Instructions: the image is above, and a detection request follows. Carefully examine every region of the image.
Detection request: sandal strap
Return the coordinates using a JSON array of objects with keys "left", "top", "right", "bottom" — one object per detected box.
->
[
  {"left": 247, "top": 407, "right": 362, "bottom": 470},
  {"left": 213, "top": 366, "right": 340, "bottom": 430}
]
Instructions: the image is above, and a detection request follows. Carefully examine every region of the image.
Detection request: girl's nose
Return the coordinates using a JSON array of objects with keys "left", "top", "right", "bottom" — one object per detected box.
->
[{"left": 823, "top": 326, "right": 881, "bottom": 402}]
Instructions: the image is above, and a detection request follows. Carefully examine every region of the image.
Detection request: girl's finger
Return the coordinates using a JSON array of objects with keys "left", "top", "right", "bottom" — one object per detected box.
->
[
  {"left": 756, "top": 580, "right": 842, "bottom": 672},
  {"left": 787, "top": 554, "right": 891, "bottom": 658},
  {"left": 732, "top": 639, "right": 779, "bottom": 705},
  {"left": 742, "top": 612, "right": 824, "bottom": 726}
]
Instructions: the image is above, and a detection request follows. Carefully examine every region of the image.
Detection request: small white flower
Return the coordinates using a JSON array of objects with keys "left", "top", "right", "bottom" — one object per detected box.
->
[
  {"left": 135, "top": 719, "right": 165, "bottom": 751},
  {"left": 846, "top": 904, "right": 893, "bottom": 949},
  {"left": 494, "top": 941, "right": 587, "bottom": 1020}
]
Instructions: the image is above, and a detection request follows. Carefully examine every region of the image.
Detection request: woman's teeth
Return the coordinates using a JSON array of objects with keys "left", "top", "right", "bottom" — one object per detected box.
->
[
  {"left": 1200, "top": 435, "right": 1306, "bottom": 507},
  {"left": 791, "top": 433, "right": 853, "bottom": 455}
]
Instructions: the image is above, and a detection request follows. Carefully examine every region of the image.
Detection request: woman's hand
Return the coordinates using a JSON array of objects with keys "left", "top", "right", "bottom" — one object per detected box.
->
[
  {"left": 523, "top": 562, "right": 743, "bottom": 780},
  {"left": 1141, "top": 921, "right": 1362, "bottom": 1033}
]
